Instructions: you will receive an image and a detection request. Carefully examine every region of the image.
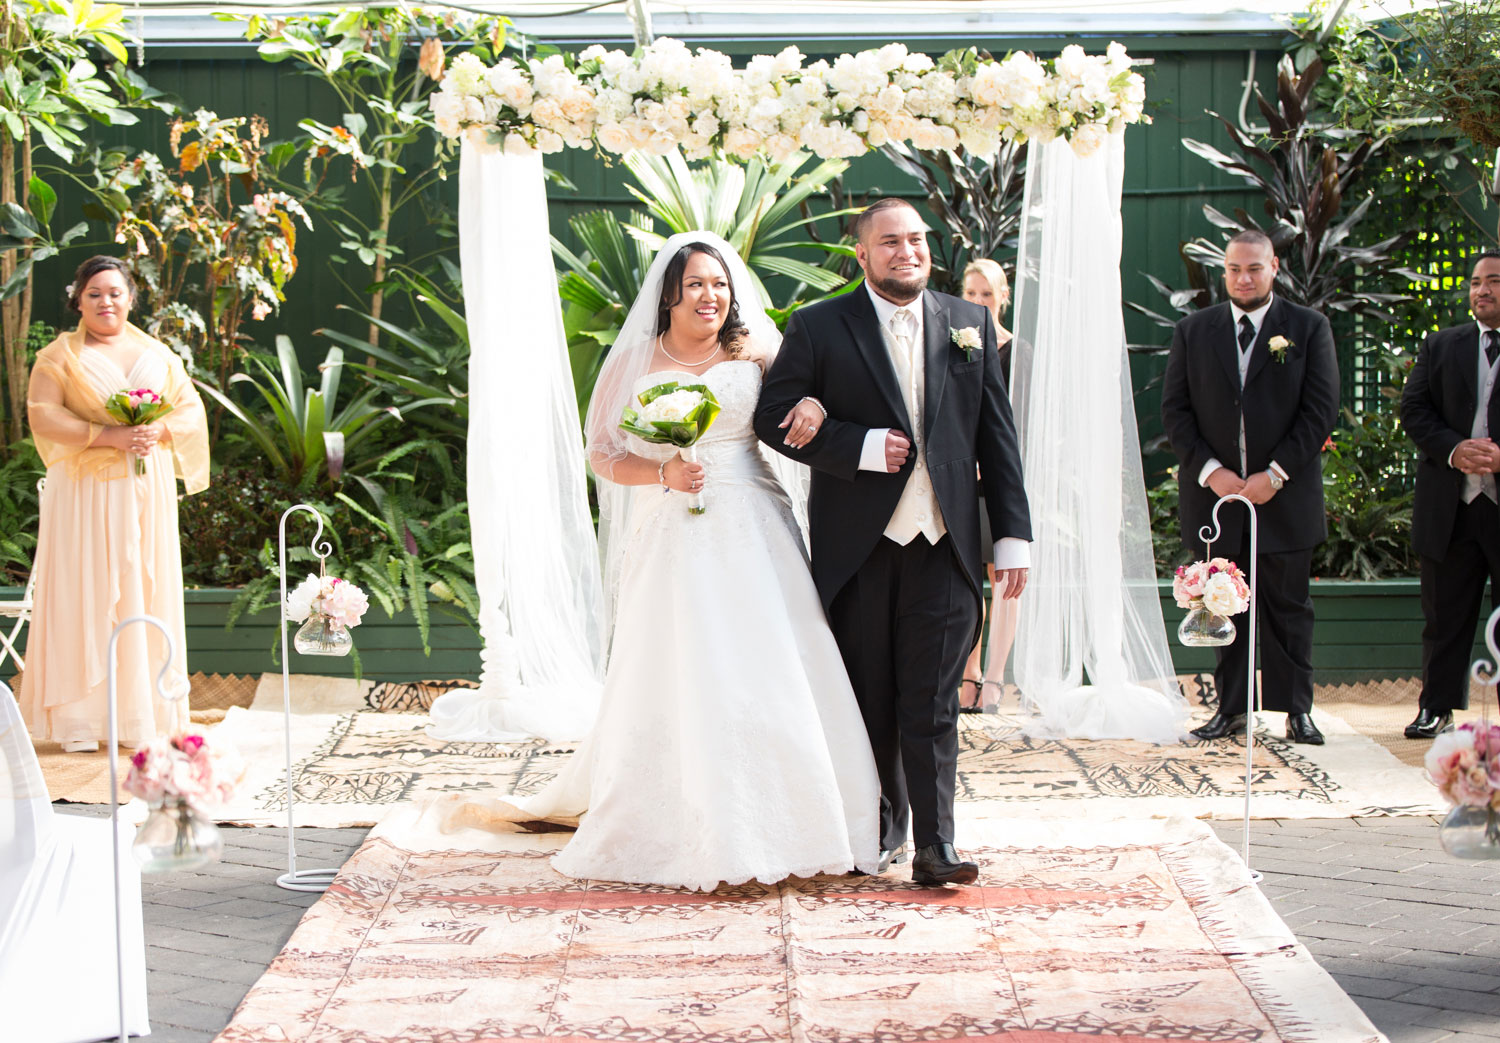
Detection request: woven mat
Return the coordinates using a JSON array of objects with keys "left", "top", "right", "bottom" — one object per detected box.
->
[
  {"left": 199, "top": 691, "right": 1441, "bottom": 827},
  {"left": 31, "top": 672, "right": 259, "bottom": 804},
  {"left": 214, "top": 814, "right": 1383, "bottom": 1043}
]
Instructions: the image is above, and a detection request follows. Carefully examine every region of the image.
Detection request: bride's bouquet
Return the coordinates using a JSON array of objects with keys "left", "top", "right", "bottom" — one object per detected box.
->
[
  {"left": 104, "top": 387, "right": 174, "bottom": 476},
  {"left": 620, "top": 381, "right": 721, "bottom": 514}
]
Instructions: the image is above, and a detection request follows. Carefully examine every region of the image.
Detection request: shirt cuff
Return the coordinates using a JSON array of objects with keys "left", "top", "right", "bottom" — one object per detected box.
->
[
  {"left": 994, "top": 537, "right": 1030, "bottom": 570},
  {"left": 1268, "top": 460, "right": 1288, "bottom": 482},
  {"left": 1448, "top": 445, "right": 1459, "bottom": 468},
  {"left": 1198, "top": 458, "right": 1224, "bottom": 488},
  {"left": 859, "top": 428, "right": 890, "bottom": 471}
]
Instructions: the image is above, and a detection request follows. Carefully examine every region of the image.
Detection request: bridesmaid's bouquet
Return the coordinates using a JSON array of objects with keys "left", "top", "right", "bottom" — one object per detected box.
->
[
  {"left": 105, "top": 387, "right": 175, "bottom": 476},
  {"left": 620, "top": 381, "right": 721, "bottom": 514}
]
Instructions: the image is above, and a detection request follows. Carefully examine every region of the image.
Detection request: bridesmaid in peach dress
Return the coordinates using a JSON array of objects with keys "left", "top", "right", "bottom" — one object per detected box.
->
[{"left": 23, "top": 256, "right": 209, "bottom": 751}]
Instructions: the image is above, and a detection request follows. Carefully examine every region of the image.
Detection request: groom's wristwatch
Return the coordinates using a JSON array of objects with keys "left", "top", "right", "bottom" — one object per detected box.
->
[{"left": 1265, "top": 469, "right": 1284, "bottom": 491}]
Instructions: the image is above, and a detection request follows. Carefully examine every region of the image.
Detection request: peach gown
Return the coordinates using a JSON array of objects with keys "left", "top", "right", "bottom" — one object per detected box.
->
[{"left": 23, "top": 326, "right": 209, "bottom": 746}]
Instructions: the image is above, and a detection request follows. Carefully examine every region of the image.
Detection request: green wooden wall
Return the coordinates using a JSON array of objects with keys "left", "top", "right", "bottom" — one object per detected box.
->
[
  {"left": 26, "top": 31, "right": 1277, "bottom": 434},
  {"left": 1, "top": 581, "right": 1490, "bottom": 687}
]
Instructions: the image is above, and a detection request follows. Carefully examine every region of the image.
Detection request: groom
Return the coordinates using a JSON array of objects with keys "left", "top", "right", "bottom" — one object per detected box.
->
[{"left": 754, "top": 198, "right": 1031, "bottom": 886}]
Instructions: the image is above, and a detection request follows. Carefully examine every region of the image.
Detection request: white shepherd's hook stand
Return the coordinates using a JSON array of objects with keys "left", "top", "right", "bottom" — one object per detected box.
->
[
  {"left": 1199, "top": 492, "right": 1263, "bottom": 884},
  {"left": 1470, "top": 606, "right": 1500, "bottom": 695},
  {"left": 106, "top": 614, "right": 188, "bottom": 1043},
  {"left": 276, "top": 504, "right": 341, "bottom": 893}
]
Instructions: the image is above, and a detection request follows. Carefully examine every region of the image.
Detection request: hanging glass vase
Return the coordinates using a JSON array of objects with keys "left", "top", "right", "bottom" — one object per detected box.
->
[
  {"left": 294, "top": 614, "right": 353, "bottom": 657},
  {"left": 133, "top": 796, "right": 223, "bottom": 873},
  {"left": 1177, "top": 601, "right": 1236, "bottom": 647},
  {"left": 1438, "top": 804, "right": 1500, "bottom": 860}
]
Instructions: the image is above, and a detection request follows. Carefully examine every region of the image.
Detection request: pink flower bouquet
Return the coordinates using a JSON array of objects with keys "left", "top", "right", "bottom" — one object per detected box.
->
[
  {"left": 284, "top": 574, "right": 370, "bottom": 631},
  {"left": 1426, "top": 723, "right": 1500, "bottom": 811},
  {"left": 124, "top": 729, "right": 244, "bottom": 809},
  {"left": 104, "top": 387, "right": 175, "bottom": 476},
  {"left": 1172, "top": 557, "right": 1251, "bottom": 617}
]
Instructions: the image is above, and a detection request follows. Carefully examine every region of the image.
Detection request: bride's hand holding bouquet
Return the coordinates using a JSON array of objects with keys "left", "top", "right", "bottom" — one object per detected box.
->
[
  {"left": 620, "top": 381, "right": 722, "bottom": 514},
  {"left": 104, "top": 387, "right": 174, "bottom": 475}
]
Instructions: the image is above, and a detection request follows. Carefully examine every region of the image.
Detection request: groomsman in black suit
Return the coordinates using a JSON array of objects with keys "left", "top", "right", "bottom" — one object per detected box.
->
[
  {"left": 1161, "top": 229, "right": 1341, "bottom": 744},
  {"left": 1399, "top": 252, "right": 1500, "bottom": 739},
  {"left": 754, "top": 198, "right": 1031, "bottom": 885}
]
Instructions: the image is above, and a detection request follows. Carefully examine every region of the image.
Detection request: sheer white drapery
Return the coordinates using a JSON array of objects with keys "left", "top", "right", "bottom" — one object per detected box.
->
[
  {"left": 1009, "top": 134, "right": 1187, "bottom": 743},
  {"left": 427, "top": 143, "right": 606, "bottom": 743}
]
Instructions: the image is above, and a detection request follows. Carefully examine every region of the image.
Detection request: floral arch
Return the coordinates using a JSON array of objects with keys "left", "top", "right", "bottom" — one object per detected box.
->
[{"left": 427, "top": 37, "right": 1179, "bottom": 746}]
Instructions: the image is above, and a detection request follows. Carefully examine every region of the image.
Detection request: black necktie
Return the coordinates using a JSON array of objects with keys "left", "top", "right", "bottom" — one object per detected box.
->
[
  {"left": 1238, "top": 315, "right": 1255, "bottom": 355},
  {"left": 1487, "top": 330, "right": 1499, "bottom": 368}
]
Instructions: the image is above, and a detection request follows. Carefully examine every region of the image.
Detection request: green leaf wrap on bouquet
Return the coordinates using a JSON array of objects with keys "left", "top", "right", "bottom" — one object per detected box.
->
[{"left": 619, "top": 381, "right": 721, "bottom": 448}]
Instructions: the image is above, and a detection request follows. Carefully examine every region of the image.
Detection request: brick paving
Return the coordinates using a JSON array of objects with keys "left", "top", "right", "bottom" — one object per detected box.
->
[{"left": 55, "top": 808, "right": 1500, "bottom": 1043}]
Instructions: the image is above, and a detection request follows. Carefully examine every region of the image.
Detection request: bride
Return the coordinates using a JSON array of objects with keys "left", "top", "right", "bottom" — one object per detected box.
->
[{"left": 438, "top": 231, "right": 880, "bottom": 891}]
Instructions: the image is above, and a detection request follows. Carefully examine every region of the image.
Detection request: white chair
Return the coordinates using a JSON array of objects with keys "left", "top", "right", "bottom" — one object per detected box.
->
[
  {"left": 0, "top": 679, "right": 150, "bottom": 1041},
  {"left": 0, "top": 477, "right": 44, "bottom": 674}
]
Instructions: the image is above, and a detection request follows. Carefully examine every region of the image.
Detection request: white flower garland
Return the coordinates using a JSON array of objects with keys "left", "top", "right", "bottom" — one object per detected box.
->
[{"left": 431, "top": 38, "right": 1147, "bottom": 161}]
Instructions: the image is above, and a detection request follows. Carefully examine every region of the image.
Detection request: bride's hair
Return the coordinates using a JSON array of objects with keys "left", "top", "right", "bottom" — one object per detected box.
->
[{"left": 654, "top": 242, "right": 748, "bottom": 357}]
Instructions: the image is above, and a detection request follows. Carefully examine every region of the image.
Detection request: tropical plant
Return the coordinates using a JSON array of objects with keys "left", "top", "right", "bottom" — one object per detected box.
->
[
  {"left": 93, "top": 110, "right": 312, "bottom": 404},
  {"left": 317, "top": 275, "right": 469, "bottom": 440},
  {"left": 0, "top": 0, "right": 140, "bottom": 448},
  {"left": 0, "top": 436, "right": 42, "bottom": 584},
  {"left": 619, "top": 149, "right": 858, "bottom": 310},
  {"left": 1314, "top": 407, "right": 1417, "bottom": 580},
  {"left": 880, "top": 139, "right": 1027, "bottom": 292},
  {"left": 240, "top": 4, "right": 510, "bottom": 343},
  {"left": 194, "top": 335, "right": 396, "bottom": 492},
  {"left": 1175, "top": 55, "right": 1425, "bottom": 321}
]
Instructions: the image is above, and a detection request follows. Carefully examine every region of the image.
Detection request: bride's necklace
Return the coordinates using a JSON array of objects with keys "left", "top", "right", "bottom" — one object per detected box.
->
[{"left": 657, "top": 334, "right": 721, "bottom": 368}]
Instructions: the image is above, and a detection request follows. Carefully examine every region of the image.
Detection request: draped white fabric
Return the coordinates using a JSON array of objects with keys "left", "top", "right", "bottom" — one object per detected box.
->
[
  {"left": 426, "top": 143, "right": 606, "bottom": 743},
  {"left": 1009, "top": 134, "right": 1187, "bottom": 744}
]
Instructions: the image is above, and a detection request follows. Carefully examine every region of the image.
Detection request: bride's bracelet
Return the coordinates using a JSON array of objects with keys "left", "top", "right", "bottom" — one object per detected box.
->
[{"left": 658, "top": 459, "right": 670, "bottom": 493}]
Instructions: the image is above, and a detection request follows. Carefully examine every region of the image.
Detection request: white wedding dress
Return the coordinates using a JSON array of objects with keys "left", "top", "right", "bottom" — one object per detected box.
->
[{"left": 437, "top": 360, "right": 881, "bottom": 891}]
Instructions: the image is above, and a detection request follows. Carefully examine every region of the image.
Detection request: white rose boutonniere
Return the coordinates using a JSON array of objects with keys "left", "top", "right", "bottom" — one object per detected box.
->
[
  {"left": 951, "top": 325, "right": 982, "bottom": 362},
  {"left": 1267, "top": 334, "right": 1292, "bottom": 363}
]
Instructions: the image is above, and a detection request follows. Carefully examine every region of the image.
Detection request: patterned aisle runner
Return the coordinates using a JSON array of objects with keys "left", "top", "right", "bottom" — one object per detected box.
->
[
  {"left": 207, "top": 695, "right": 1442, "bottom": 827},
  {"left": 213, "top": 816, "right": 1384, "bottom": 1043}
]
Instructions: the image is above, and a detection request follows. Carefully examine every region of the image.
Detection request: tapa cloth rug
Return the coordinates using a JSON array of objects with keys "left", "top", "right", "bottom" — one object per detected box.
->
[
  {"left": 204, "top": 699, "right": 1442, "bottom": 828},
  {"left": 213, "top": 814, "right": 1384, "bottom": 1043}
]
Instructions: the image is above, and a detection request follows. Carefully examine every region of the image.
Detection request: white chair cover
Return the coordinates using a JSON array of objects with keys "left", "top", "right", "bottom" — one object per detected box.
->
[{"left": 0, "top": 681, "right": 149, "bottom": 1042}]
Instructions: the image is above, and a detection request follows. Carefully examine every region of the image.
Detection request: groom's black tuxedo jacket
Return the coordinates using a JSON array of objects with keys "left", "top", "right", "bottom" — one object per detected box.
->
[
  {"left": 1161, "top": 297, "right": 1340, "bottom": 554},
  {"left": 754, "top": 286, "right": 1031, "bottom": 614},
  {"left": 1401, "top": 322, "right": 1500, "bottom": 562}
]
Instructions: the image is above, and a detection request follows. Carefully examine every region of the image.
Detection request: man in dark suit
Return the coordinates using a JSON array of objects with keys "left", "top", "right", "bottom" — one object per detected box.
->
[
  {"left": 1161, "top": 229, "right": 1340, "bottom": 745},
  {"left": 1399, "top": 251, "right": 1500, "bottom": 739},
  {"left": 754, "top": 198, "right": 1031, "bottom": 885}
]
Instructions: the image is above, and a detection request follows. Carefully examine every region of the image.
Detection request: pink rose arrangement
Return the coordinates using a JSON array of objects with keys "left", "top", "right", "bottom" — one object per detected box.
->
[
  {"left": 124, "top": 729, "right": 244, "bottom": 809},
  {"left": 1426, "top": 723, "right": 1500, "bottom": 810},
  {"left": 1172, "top": 557, "right": 1251, "bottom": 617},
  {"left": 285, "top": 573, "right": 370, "bottom": 631},
  {"left": 104, "top": 387, "right": 175, "bottom": 476}
]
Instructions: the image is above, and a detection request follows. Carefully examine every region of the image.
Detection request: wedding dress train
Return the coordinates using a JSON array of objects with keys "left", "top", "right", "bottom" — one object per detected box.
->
[{"left": 435, "top": 360, "right": 881, "bottom": 891}]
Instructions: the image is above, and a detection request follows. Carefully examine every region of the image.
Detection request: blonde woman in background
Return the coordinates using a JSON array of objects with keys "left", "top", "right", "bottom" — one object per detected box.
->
[
  {"left": 958, "top": 258, "right": 1019, "bottom": 712},
  {"left": 24, "top": 256, "right": 209, "bottom": 751}
]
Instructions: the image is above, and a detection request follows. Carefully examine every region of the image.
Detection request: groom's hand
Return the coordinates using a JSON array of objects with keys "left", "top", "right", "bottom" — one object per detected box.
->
[
  {"left": 885, "top": 431, "right": 911, "bottom": 472},
  {"left": 995, "top": 567, "right": 1028, "bottom": 599}
]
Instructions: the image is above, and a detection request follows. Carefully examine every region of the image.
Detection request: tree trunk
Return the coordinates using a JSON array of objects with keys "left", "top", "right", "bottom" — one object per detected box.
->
[
  {"left": 0, "top": 128, "right": 28, "bottom": 449},
  {"left": 366, "top": 165, "right": 392, "bottom": 352}
]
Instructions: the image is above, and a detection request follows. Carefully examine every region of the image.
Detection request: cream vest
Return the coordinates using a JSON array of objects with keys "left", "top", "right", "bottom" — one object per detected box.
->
[{"left": 881, "top": 315, "right": 946, "bottom": 545}]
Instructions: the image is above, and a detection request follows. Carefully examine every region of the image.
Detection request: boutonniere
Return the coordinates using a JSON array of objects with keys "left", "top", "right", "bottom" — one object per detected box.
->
[
  {"left": 1267, "top": 334, "right": 1293, "bottom": 363},
  {"left": 950, "top": 325, "right": 981, "bottom": 362}
]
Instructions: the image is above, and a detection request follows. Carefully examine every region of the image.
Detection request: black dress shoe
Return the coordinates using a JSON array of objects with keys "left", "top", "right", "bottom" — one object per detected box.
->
[
  {"left": 1404, "top": 708, "right": 1453, "bottom": 740},
  {"left": 1285, "top": 712, "right": 1324, "bottom": 745},
  {"left": 847, "top": 845, "right": 908, "bottom": 876},
  {"left": 911, "top": 843, "right": 979, "bottom": 886},
  {"left": 1190, "top": 711, "right": 1247, "bottom": 741}
]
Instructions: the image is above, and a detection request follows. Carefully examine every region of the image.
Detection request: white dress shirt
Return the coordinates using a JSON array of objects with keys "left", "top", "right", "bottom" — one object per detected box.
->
[
  {"left": 1197, "top": 296, "right": 1290, "bottom": 489},
  {"left": 857, "top": 283, "right": 1030, "bottom": 569}
]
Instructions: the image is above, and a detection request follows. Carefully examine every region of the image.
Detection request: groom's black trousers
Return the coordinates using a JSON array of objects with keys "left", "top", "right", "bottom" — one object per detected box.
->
[
  {"left": 1212, "top": 532, "right": 1315, "bottom": 717},
  {"left": 827, "top": 534, "right": 976, "bottom": 851}
]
